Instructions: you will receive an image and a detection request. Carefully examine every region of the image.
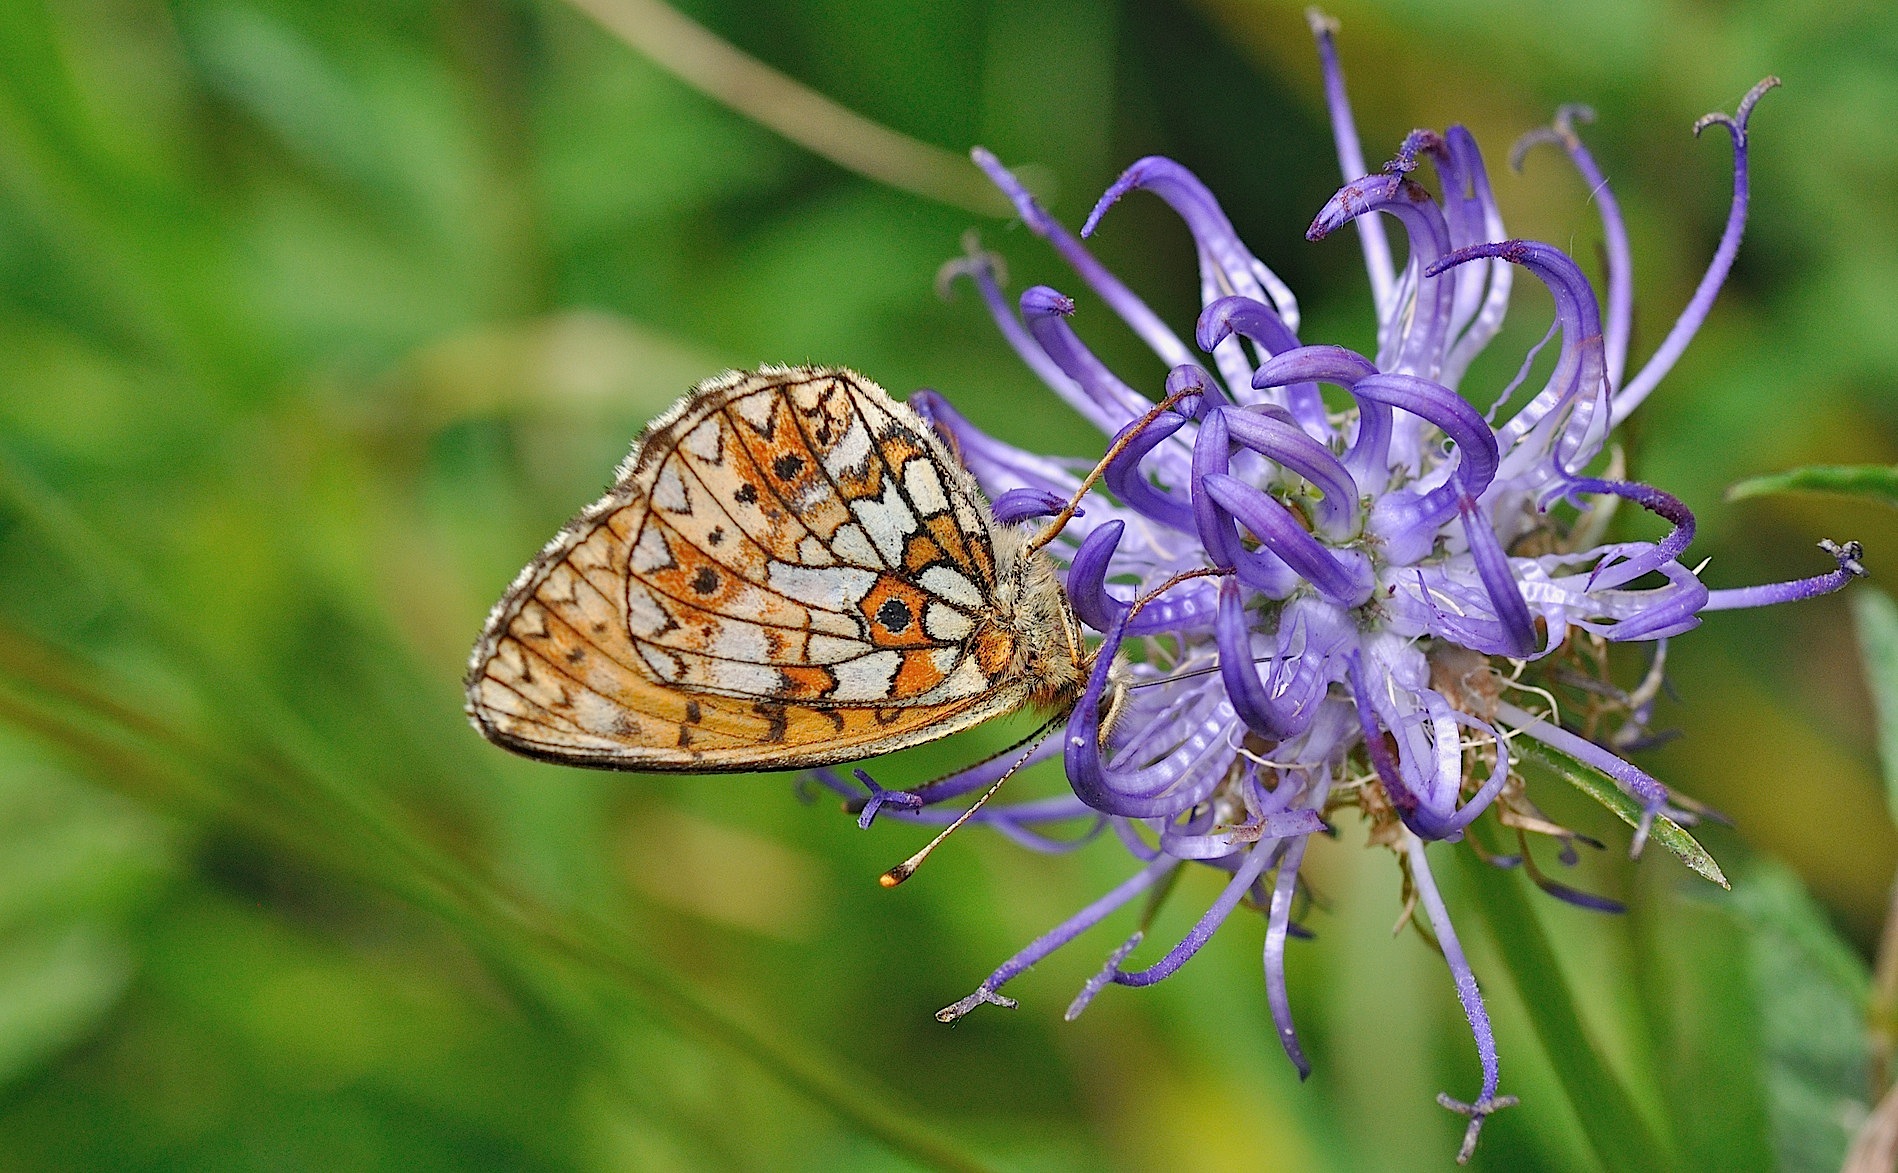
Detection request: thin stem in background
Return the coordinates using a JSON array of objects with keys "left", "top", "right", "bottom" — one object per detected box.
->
[{"left": 561, "top": 0, "right": 1011, "bottom": 217}]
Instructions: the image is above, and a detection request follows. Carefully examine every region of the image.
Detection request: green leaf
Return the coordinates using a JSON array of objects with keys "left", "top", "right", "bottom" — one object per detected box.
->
[
  {"left": 1513, "top": 737, "right": 1728, "bottom": 888},
  {"left": 1633, "top": 876, "right": 1774, "bottom": 1169},
  {"left": 1853, "top": 588, "right": 1898, "bottom": 822},
  {"left": 1728, "top": 860, "right": 1871, "bottom": 1173},
  {"left": 1727, "top": 464, "right": 1898, "bottom": 508}
]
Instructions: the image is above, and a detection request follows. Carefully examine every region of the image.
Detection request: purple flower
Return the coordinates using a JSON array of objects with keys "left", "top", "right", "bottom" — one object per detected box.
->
[{"left": 815, "top": 12, "right": 1864, "bottom": 1163}]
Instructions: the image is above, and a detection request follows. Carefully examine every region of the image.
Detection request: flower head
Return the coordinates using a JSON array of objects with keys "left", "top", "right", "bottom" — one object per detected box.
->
[{"left": 816, "top": 13, "right": 1863, "bottom": 1162}]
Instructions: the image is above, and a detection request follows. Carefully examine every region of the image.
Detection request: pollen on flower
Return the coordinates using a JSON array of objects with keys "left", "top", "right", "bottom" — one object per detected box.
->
[{"left": 807, "top": 11, "right": 1863, "bottom": 1164}]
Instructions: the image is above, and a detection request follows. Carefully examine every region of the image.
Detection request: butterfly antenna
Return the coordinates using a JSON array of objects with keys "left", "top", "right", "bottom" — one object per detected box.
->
[
  {"left": 1026, "top": 387, "right": 1204, "bottom": 554},
  {"left": 878, "top": 731, "right": 1050, "bottom": 887}
]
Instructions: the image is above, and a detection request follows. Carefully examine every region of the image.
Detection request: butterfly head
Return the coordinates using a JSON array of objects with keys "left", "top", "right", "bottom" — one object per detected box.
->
[{"left": 985, "top": 523, "right": 1093, "bottom": 714}]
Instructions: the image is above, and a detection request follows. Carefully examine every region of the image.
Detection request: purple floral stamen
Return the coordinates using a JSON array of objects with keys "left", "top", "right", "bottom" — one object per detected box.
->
[{"left": 814, "top": 17, "right": 1863, "bottom": 1164}]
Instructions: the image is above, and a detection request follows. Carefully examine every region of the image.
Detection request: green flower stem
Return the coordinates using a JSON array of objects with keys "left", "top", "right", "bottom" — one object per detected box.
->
[{"left": 1455, "top": 837, "right": 1677, "bottom": 1173}]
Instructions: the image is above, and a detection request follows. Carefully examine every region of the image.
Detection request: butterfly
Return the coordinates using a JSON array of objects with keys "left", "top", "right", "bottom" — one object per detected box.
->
[{"left": 464, "top": 365, "right": 1092, "bottom": 773}]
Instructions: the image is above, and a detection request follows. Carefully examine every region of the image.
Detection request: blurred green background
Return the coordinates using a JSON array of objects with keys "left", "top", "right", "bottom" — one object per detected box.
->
[{"left": 0, "top": 0, "right": 1894, "bottom": 1169}]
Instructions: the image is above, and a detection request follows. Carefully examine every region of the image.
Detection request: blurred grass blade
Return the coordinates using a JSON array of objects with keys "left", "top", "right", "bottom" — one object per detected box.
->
[
  {"left": 1853, "top": 588, "right": 1898, "bottom": 822},
  {"left": 1727, "top": 464, "right": 1898, "bottom": 508},
  {"left": 562, "top": 0, "right": 1010, "bottom": 216},
  {"left": 1729, "top": 861, "right": 1871, "bottom": 1173},
  {"left": 0, "top": 926, "right": 136, "bottom": 1086},
  {"left": 0, "top": 635, "right": 999, "bottom": 1173},
  {"left": 1631, "top": 876, "right": 1774, "bottom": 1168},
  {"left": 0, "top": 454, "right": 995, "bottom": 1173},
  {"left": 1455, "top": 840, "right": 1676, "bottom": 1173},
  {"left": 1513, "top": 737, "right": 1728, "bottom": 888}
]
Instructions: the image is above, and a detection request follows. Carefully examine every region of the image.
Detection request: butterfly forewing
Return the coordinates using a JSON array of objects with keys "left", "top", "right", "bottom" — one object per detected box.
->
[{"left": 465, "top": 366, "right": 1035, "bottom": 771}]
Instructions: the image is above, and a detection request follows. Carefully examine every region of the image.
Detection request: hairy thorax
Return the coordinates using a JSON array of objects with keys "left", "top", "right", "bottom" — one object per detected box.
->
[{"left": 985, "top": 525, "right": 1091, "bottom": 712}]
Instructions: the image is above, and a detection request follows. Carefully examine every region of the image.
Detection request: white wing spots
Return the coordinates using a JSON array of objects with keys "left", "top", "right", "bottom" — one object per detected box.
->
[
  {"left": 935, "top": 655, "right": 992, "bottom": 700},
  {"left": 902, "top": 458, "right": 949, "bottom": 516},
  {"left": 922, "top": 601, "right": 973, "bottom": 642},
  {"left": 807, "top": 633, "right": 876, "bottom": 664},
  {"left": 787, "top": 479, "right": 835, "bottom": 516},
  {"left": 850, "top": 484, "right": 918, "bottom": 565},
  {"left": 573, "top": 690, "right": 629, "bottom": 736},
  {"left": 831, "top": 651, "right": 901, "bottom": 701},
  {"left": 629, "top": 525, "right": 674, "bottom": 573},
  {"left": 928, "top": 646, "right": 963, "bottom": 676},
  {"left": 705, "top": 620, "right": 772, "bottom": 664},
  {"left": 475, "top": 676, "right": 534, "bottom": 720},
  {"left": 767, "top": 563, "right": 877, "bottom": 611},
  {"left": 679, "top": 417, "right": 724, "bottom": 463},
  {"left": 730, "top": 389, "right": 776, "bottom": 432},
  {"left": 625, "top": 581, "right": 673, "bottom": 638},
  {"left": 805, "top": 607, "right": 864, "bottom": 640},
  {"left": 920, "top": 566, "right": 983, "bottom": 610},
  {"left": 651, "top": 464, "right": 691, "bottom": 514},
  {"left": 828, "top": 523, "right": 883, "bottom": 569},
  {"left": 795, "top": 534, "right": 836, "bottom": 566},
  {"left": 950, "top": 493, "right": 984, "bottom": 538},
  {"left": 658, "top": 645, "right": 786, "bottom": 698},
  {"left": 819, "top": 414, "right": 874, "bottom": 481},
  {"left": 638, "top": 643, "right": 683, "bottom": 681},
  {"left": 541, "top": 567, "right": 620, "bottom": 637},
  {"left": 704, "top": 657, "right": 783, "bottom": 697}
]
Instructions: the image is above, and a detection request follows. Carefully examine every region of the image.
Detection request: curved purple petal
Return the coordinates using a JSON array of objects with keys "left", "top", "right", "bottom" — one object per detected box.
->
[
  {"left": 1306, "top": 10, "right": 1396, "bottom": 310},
  {"left": 1103, "top": 410, "right": 1197, "bottom": 533},
  {"left": 1218, "top": 405, "right": 1361, "bottom": 538},
  {"left": 991, "top": 486, "right": 1071, "bottom": 526},
  {"left": 1614, "top": 79, "right": 1778, "bottom": 422},
  {"left": 1308, "top": 171, "right": 1454, "bottom": 376},
  {"left": 1512, "top": 106, "right": 1632, "bottom": 387},
  {"left": 1020, "top": 285, "right": 1154, "bottom": 432},
  {"left": 1202, "top": 474, "right": 1374, "bottom": 606},
  {"left": 1702, "top": 539, "right": 1866, "bottom": 611},
  {"left": 1458, "top": 495, "right": 1539, "bottom": 657},
  {"left": 1544, "top": 478, "right": 1696, "bottom": 591},
  {"left": 973, "top": 148, "right": 1197, "bottom": 369},
  {"left": 1085, "top": 156, "right": 1299, "bottom": 329},
  {"left": 1192, "top": 411, "right": 1299, "bottom": 596},
  {"left": 1216, "top": 579, "right": 1330, "bottom": 738},
  {"left": 1197, "top": 295, "right": 1327, "bottom": 431},
  {"left": 1428, "top": 240, "right": 1608, "bottom": 469}
]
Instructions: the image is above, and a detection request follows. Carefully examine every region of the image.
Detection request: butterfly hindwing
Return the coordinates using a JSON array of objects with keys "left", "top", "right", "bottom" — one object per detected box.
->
[{"left": 465, "top": 366, "right": 1035, "bottom": 771}]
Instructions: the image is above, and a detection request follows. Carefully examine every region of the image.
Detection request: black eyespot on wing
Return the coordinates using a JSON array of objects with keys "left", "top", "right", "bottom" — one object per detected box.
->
[
  {"left": 875, "top": 596, "right": 912, "bottom": 634},
  {"left": 734, "top": 483, "right": 758, "bottom": 504},
  {"left": 772, "top": 453, "right": 806, "bottom": 480},
  {"left": 691, "top": 567, "right": 720, "bottom": 595}
]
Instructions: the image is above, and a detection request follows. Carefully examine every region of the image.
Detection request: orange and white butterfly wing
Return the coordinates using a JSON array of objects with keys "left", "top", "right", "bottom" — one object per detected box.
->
[{"left": 465, "top": 367, "right": 1034, "bottom": 772}]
